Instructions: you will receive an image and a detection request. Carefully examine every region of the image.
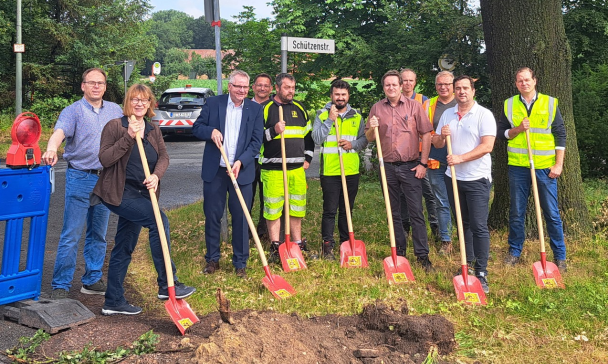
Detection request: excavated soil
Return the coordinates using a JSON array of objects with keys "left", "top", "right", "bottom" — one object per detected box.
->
[{"left": 27, "top": 294, "right": 455, "bottom": 364}]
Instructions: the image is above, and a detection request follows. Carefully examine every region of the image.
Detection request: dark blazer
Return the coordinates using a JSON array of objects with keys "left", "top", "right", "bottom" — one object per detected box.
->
[{"left": 192, "top": 94, "right": 264, "bottom": 185}]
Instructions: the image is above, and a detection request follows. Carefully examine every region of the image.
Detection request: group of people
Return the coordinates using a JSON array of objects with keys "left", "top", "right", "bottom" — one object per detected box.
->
[{"left": 42, "top": 65, "right": 567, "bottom": 315}]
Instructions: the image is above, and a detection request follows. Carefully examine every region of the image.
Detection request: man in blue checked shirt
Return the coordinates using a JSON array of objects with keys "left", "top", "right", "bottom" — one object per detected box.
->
[{"left": 42, "top": 68, "right": 123, "bottom": 299}]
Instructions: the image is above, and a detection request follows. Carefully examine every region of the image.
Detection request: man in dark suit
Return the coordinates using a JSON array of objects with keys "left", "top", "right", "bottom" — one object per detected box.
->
[{"left": 193, "top": 70, "right": 264, "bottom": 279}]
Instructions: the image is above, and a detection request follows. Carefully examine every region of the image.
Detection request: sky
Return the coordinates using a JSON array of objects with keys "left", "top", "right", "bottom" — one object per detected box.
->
[{"left": 148, "top": 0, "right": 274, "bottom": 20}]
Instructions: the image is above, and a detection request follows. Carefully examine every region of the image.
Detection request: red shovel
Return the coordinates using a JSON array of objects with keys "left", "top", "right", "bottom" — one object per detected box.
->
[
  {"left": 217, "top": 145, "right": 296, "bottom": 299},
  {"left": 134, "top": 119, "right": 199, "bottom": 334},
  {"left": 375, "top": 127, "right": 415, "bottom": 284},
  {"left": 336, "top": 119, "right": 368, "bottom": 268},
  {"left": 277, "top": 106, "right": 307, "bottom": 272},
  {"left": 447, "top": 135, "right": 487, "bottom": 305},
  {"left": 526, "top": 130, "right": 564, "bottom": 289}
]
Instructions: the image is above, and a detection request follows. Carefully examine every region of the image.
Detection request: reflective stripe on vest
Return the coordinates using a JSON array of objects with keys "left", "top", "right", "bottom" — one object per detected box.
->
[
  {"left": 504, "top": 93, "right": 558, "bottom": 169},
  {"left": 318, "top": 110, "right": 362, "bottom": 176}
]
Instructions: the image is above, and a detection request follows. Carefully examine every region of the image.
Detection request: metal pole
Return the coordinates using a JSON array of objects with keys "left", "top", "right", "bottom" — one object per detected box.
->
[
  {"left": 15, "top": 0, "right": 22, "bottom": 115},
  {"left": 212, "top": 0, "right": 228, "bottom": 241},
  {"left": 123, "top": 61, "right": 127, "bottom": 97},
  {"left": 214, "top": 0, "right": 222, "bottom": 95},
  {"left": 281, "top": 33, "right": 288, "bottom": 74}
]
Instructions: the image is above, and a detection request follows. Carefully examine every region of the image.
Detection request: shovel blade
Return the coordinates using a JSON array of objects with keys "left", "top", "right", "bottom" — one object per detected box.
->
[
  {"left": 532, "top": 261, "right": 565, "bottom": 289},
  {"left": 339, "top": 239, "right": 369, "bottom": 268},
  {"left": 165, "top": 297, "right": 200, "bottom": 335},
  {"left": 453, "top": 275, "right": 487, "bottom": 305},
  {"left": 383, "top": 256, "right": 415, "bottom": 284},
  {"left": 262, "top": 273, "right": 297, "bottom": 299},
  {"left": 279, "top": 241, "right": 307, "bottom": 272}
]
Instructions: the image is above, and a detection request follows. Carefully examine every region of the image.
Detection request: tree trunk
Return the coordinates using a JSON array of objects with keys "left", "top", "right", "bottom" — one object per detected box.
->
[{"left": 480, "top": 0, "right": 592, "bottom": 239}]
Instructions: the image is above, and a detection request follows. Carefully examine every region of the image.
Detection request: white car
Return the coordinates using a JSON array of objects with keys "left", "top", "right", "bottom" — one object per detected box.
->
[{"left": 151, "top": 86, "right": 215, "bottom": 135}]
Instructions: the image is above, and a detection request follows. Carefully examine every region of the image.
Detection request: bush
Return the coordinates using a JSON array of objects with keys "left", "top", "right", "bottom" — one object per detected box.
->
[
  {"left": 28, "top": 95, "right": 78, "bottom": 128},
  {"left": 572, "top": 64, "right": 608, "bottom": 179}
]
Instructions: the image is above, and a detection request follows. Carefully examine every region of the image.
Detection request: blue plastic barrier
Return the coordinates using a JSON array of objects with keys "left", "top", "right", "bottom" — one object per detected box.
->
[{"left": 0, "top": 166, "right": 52, "bottom": 305}]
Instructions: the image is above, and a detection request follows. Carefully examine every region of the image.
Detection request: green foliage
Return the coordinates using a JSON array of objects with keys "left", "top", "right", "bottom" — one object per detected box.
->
[
  {"left": 170, "top": 79, "right": 229, "bottom": 94},
  {"left": 6, "top": 330, "right": 158, "bottom": 363},
  {"left": 148, "top": 10, "right": 195, "bottom": 64},
  {"left": 222, "top": 7, "right": 281, "bottom": 78},
  {"left": 28, "top": 95, "right": 79, "bottom": 128},
  {"left": 163, "top": 48, "right": 192, "bottom": 76},
  {"left": 571, "top": 64, "right": 608, "bottom": 178},
  {"left": 5, "top": 329, "right": 50, "bottom": 361},
  {"left": 564, "top": 0, "right": 608, "bottom": 71},
  {"left": 190, "top": 52, "right": 217, "bottom": 79}
]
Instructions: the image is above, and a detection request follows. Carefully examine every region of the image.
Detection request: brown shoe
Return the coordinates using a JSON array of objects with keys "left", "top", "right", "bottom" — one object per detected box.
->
[
  {"left": 439, "top": 241, "right": 453, "bottom": 255},
  {"left": 235, "top": 267, "right": 247, "bottom": 279},
  {"left": 203, "top": 261, "right": 220, "bottom": 274}
]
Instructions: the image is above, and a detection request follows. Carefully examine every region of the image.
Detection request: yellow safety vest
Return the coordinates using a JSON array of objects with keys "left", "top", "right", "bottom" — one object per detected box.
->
[
  {"left": 504, "top": 93, "right": 558, "bottom": 169},
  {"left": 318, "top": 110, "right": 362, "bottom": 176}
]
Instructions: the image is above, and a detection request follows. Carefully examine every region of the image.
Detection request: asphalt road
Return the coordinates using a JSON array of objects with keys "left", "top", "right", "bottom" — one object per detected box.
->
[{"left": 0, "top": 134, "right": 321, "bottom": 354}]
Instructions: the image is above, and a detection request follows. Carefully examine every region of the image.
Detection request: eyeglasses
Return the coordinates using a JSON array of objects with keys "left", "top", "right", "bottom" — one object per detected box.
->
[
  {"left": 131, "top": 98, "right": 150, "bottom": 105},
  {"left": 83, "top": 81, "right": 106, "bottom": 87},
  {"left": 230, "top": 84, "right": 249, "bottom": 90},
  {"left": 436, "top": 83, "right": 452, "bottom": 88}
]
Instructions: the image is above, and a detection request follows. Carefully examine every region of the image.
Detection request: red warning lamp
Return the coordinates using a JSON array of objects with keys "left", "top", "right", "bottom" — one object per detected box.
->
[{"left": 6, "top": 112, "right": 42, "bottom": 169}]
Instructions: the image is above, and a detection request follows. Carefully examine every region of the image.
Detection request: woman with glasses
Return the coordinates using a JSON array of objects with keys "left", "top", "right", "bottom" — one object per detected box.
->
[{"left": 91, "top": 84, "right": 195, "bottom": 315}]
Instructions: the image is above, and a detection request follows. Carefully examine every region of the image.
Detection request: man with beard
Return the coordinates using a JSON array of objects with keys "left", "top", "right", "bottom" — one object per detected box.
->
[
  {"left": 259, "top": 73, "right": 315, "bottom": 262},
  {"left": 312, "top": 80, "right": 368, "bottom": 260}
]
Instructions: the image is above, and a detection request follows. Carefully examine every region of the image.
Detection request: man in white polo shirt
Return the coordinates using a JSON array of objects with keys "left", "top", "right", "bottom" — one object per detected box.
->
[{"left": 432, "top": 75, "right": 496, "bottom": 293}]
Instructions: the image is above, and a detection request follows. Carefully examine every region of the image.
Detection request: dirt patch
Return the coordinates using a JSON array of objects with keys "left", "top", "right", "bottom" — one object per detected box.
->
[{"left": 29, "top": 296, "right": 455, "bottom": 364}]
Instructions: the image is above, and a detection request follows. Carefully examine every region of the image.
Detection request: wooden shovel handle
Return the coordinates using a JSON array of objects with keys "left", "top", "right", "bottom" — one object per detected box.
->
[
  {"left": 446, "top": 135, "right": 467, "bottom": 267},
  {"left": 218, "top": 145, "right": 270, "bottom": 267},
  {"left": 334, "top": 118, "right": 354, "bottom": 233},
  {"left": 279, "top": 106, "right": 290, "bottom": 236},
  {"left": 132, "top": 116, "right": 175, "bottom": 289},
  {"left": 374, "top": 127, "right": 396, "bottom": 249},
  {"left": 525, "top": 130, "right": 547, "bottom": 253}
]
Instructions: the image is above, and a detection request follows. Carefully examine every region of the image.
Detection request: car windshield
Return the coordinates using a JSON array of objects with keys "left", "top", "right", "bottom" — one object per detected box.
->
[{"left": 159, "top": 92, "right": 206, "bottom": 106}]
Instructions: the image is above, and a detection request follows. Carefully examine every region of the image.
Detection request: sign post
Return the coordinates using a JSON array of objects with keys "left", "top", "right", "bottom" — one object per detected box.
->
[{"left": 280, "top": 35, "right": 335, "bottom": 73}]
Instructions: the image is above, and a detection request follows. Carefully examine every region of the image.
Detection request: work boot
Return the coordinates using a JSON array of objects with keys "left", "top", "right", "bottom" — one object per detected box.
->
[
  {"left": 476, "top": 272, "right": 489, "bottom": 294},
  {"left": 268, "top": 241, "right": 282, "bottom": 264},
  {"left": 296, "top": 239, "right": 318, "bottom": 259},
  {"left": 439, "top": 241, "right": 453, "bottom": 255},
  {"left": 417, "top": 255, "right": 435, "bottom": 273},
  {"left": 322, "top": 241, "right": 335, "bottom": 260},
  {"left": 554, "top": 259, "right": 567, "bottom": 273},
  {"left": 504, "top": 254, "right": 520, "bottom": 266}
]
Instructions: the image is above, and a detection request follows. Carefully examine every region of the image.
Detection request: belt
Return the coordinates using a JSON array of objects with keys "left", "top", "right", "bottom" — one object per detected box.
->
[
  {"left": 385, "top": 160, "right": 417, "bottom": 166},
  {"left": 67, "top": 162, "right": 102, "bottom": 176}
]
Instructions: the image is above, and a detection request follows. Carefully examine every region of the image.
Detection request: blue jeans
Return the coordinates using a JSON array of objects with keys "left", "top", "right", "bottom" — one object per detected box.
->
[
  {"left": 445, "top": 176, "right": 491, "bottom": 275},
  {"left": 427, "top": 165, "right": 452, "bottom": 242},
  {"left": 508, "top": 166, "right": 566, "bottom": 260},
  {"left": 52, "top": 168, "right": 110, "bottom": 290},
  {"left": 102, "top": 196, "right": 177, "bottom": 307}
]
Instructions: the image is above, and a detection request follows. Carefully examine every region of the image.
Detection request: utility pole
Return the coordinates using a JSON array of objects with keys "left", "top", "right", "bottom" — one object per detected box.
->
[{"left": 15, "top": 0, "right": 23, "bottom": 115}]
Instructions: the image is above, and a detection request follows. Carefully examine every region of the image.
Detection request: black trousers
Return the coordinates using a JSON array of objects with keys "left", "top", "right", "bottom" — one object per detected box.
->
[
  {"left": 444, "top": 176, "right": 491, "bottom": 275},
  {"left": 251, "top": 158, "right": 267, "bottom": 233},
  {"left": 320, "top": 174, "right": 360, "bottom": 244},
  {"left": 383, "top": 161, "right": 429, "bottom": 257}
]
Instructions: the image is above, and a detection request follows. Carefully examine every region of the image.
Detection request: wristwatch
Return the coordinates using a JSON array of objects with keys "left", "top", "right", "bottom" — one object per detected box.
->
[{"left": 418, "top": 161, "right": 428, "bottom": 168}]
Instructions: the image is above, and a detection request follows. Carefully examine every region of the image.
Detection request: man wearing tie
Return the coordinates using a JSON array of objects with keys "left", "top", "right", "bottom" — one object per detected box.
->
[{"left": 193, "top": 70, "right": 264, "bottom": 279}]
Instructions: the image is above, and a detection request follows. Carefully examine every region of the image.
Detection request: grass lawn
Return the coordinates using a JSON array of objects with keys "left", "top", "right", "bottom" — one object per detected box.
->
[{"left": 129, "top": 178, "right": 608, "bottom": 364}]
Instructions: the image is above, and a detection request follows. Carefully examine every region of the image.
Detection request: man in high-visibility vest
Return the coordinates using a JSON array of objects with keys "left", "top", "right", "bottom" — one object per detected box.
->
[
  {"left": 400, "top": 68, "right": 439, "bottom": 243},
  {"left": 250, "top": 73, "right": 274, "bottom": 240},
  {"left": 424, "top": 71, "right": 458, "bottom": 255},
  {"left": 498, "top": 67, "right": 567, "bottom": 272},
  {"left": 312, "top": 80, "right": 368, "bottom": 260},
  {"left": 260, "top": 73, "right": 315, "bottom": 263}
]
